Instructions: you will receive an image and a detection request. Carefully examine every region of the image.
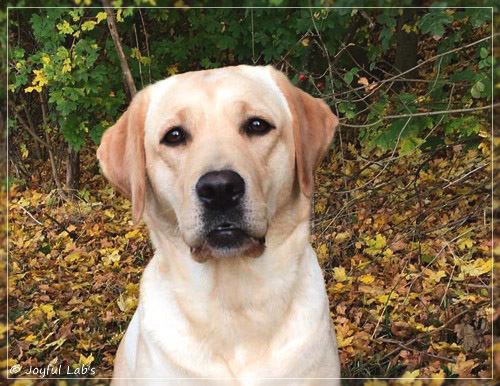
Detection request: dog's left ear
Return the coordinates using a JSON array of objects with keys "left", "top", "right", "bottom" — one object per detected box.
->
[
  {"left": 97, "top": 88, "right": 150, "bottom": 224},
  {"left": 270, "top": 67, "right": 338, "bottom": 198}
]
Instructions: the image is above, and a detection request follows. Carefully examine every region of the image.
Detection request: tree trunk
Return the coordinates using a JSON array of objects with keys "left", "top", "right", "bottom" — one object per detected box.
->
[
  {"left": 395, "top": 9, "right": 419, "bottom": 89},
  {"left": 66, "top": 145, "right": 80, "bottom": 195},
  {"left": 39, "top": 92, "right": 68, "bottom": 200}
]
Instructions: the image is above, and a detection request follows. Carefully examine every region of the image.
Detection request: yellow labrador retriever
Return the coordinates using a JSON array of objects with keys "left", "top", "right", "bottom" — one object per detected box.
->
[{"left": 97, "top": 65, "right": 340, "bottom": 385}]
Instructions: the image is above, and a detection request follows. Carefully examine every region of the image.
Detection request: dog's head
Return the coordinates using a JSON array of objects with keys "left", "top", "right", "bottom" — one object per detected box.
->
[{"left": 97, "top": 66, "right": 337, "bottom": 262}]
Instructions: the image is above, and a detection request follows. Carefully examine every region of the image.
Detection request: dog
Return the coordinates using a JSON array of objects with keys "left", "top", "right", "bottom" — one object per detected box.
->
[{"left": 97, "top": 65, "right": 340, "bottom": 385}]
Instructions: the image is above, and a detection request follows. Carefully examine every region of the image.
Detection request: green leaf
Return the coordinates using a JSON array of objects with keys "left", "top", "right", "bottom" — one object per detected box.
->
[
  {"left": 400, "top": 137, "right": 424, "bottom": 156},
  {"left": 480, "top": 47, "right": 488, "bottom": 59},
  {"left": 471, "top": 80, "right": 485, "bottom": 98},
  {"left": 417, "top": 12, "right": 453, "bottom": 37},
  {"left": 450, "top": 69, "right": 475, "bottom": 82},
  {"left": 343, "top": 72, "right": 354, "bottom": 85},
  {"left": 379, "top": 27, "right": 393, "bottom": 51},
  {"left": 466, "top": 8, "right": 491, "bottom": 27},
  {"left": 399, "top": 93, "right": 417, "bottom": 104}
]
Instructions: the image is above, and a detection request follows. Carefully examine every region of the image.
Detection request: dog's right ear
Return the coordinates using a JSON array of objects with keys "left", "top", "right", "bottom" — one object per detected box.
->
[{"left": 97, "top": 88, "right": 150, "bottom": 224}]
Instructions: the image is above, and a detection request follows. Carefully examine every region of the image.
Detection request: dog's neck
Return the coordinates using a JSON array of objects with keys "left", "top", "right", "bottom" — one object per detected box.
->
[{"left": 143, "top": 198, "right": 312, "bottom": 324}]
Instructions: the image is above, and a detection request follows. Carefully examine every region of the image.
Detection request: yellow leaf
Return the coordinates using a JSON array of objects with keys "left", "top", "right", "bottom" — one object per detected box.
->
[
  {"left": 383, "top": 248, "right": 393, "bottom": 258},
  {"left": 131, "top": 47, "right": 142, "bottom": 60},
  {"left": 402, "top": 24, "right": 413, "bottom": 33},
  {"left": 0, "top": 358, "right": 17, "bottom": 368},
  {"left": 167, "top": 65, "right": 179, "bottom": 76},
  {"left": 117, "top": 294, "right": 137, "bottom": 313},
  {"left": 20, "top": 144, "right": 28, "bottom": 159},
  {"left": 315, "top": 201, "right": 325, "bottom": 214},
  {"left": 32, "top": 69, "right": 48, "bottom": 87},
  {"left": 359, "top": 274, "right": 375, "bottom": 284},
  {"left": 65, "top": 252, "right": 81, "bottom": 263},
  {"left": 376, "top": 292, "right": 398, "bottom": 304},
  {"left": 424, "top": 269, "right": 446, "bottom": 283},
  {"left": 364, "top": 234, "right": 387, "bottom": 256},
  {"left": 333, "top": 266, "right": 348, "bottom": 282},
  {"left": 42, "top": 56, "right": 51, "bottom": 64},
  {"left": 399, "top": 369, "right": 419, "bottom": 383},
  {"left": 364, "top": 381, "right": 388, "bottom": 386},
  {"left": 103, "top": 249, "right": 120, "bottom": 265},
  {"left": 429, "top": 369, "right": 446, "bottom": 386},
  {"left": 457, "top": 237, "right": 473, "bottom": 250},
  {"left": 96, "top": 11, "right": 108, "bottom": 24},
  {"left": 329, "top": 282, "right": 346, "bottom": 293},
  {"left": 25, "top": 84, "right": 42, "bottom": 93},
  {"left": 40, "top": 304, "right": 55, "bottom": 320},
  {"left": 125, "top": 229, "right": 140, "bottom": 239},
  {"left": 56, "top": 20, "right": 74, "bottom": 35},
  {"left": 81, "top": 20, "right": 97, "bottom": 31},
  {"left": 25, "top": 334, "right": 37, "bottom": 342},
  {"left": 79, "top": 354, "right": 94, "bottom": 366},
  {"left": 116, "top": 9, "right": 123, "bottom": 22},
  {"left": 57, "top": 310, "right": 72, "bottom": 320},
  {"left": 12, "top": 262, "right": 20, "bottom": 272},
  {"left": 301, "top": 38, "right": 310, "bottom": 47},
  {"left": 337, "top": 335, "right": 353, "bottom": 348},
  {"left": 335, "top": 231, "right": 350, "bottom": 243},
  {"left": 461, "top": 258, "right": 491, "bottom": 277}
]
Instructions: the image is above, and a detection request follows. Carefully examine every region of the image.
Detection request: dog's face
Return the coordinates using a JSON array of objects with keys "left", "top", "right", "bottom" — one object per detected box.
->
[{"left": 97, "top": 66, "right": 337, "bottom": 262}]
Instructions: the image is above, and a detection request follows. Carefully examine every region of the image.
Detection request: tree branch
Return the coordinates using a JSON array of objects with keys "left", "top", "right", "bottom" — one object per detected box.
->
[
  {"left": 339, "top": 104, "right": 499, "bottom": 128},
  {"left": 102, "top": 0, "right": 137, "bottom": 99}
]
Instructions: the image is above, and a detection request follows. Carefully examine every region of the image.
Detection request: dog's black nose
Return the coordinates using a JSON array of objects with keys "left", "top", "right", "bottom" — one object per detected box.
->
[{"left": 196, "top": 170, "right": 245, "bottom": 210}]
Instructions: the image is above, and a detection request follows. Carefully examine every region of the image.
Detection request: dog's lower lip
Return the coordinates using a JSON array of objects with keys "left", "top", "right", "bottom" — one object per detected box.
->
[{"left": 206, "top": 227, "right": 248, "bottom": 249}]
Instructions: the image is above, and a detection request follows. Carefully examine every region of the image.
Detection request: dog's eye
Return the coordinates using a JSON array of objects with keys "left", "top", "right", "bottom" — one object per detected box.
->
[
  {"left": 245, "top": 118, "right": 273, "bottom": 136},
  {"left": 161, "top": 127, "right": 187, "bottom": 146}
]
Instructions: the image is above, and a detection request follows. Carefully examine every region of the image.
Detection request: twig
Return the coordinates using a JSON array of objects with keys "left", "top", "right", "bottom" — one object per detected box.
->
[
  {"left": 138, "top": 9, "right": 152, "bottom": 84},
  {"left": 371, "top": 258, "right": 410, "bottom": 339},
  {"left": 251, "top": 8, "right": 256, "bottom": 65},
  {"left": 42, "top": 212, "right": 78, "bottom": 239},
  {"left": 338, "top": 104, "right": 499, "bottom": 128},
  {"left": 133, "top": 23, "right": 143, "bottom": 89},
  {"left": 375, "top": 338, "right": 456, "bottom": 363},
  {"left": 440, "top": 262, "right": 456, "bottom": 307},
  {"left": 14, "top": 110, "right": 49, "bottom": 148},
  {"left": 20, "top": 206, "right": 43, "bottom": 225}
]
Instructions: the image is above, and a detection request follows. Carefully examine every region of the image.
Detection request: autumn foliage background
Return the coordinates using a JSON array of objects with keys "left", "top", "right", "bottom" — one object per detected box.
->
[{"left": 1, "top": 1, "right": 498, "bottom": 384}]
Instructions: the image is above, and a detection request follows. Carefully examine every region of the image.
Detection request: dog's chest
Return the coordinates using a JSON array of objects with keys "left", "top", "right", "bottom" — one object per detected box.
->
[{"left": 139, "top": 254, "right": 303, "bottom": 373}]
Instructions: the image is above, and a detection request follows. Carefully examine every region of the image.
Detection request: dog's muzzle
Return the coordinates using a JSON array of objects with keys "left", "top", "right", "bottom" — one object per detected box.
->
[{"left": 191, "top": 169, "right": 266, "bottom": 261}]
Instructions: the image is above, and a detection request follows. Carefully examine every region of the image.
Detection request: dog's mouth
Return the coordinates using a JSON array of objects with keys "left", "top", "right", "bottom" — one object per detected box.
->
[
  {"left": 190, "top": 222, "right": 266, "bottom": 263},
  {"left": 207, "top": 223, "right": 264, "bottom": 248}
]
